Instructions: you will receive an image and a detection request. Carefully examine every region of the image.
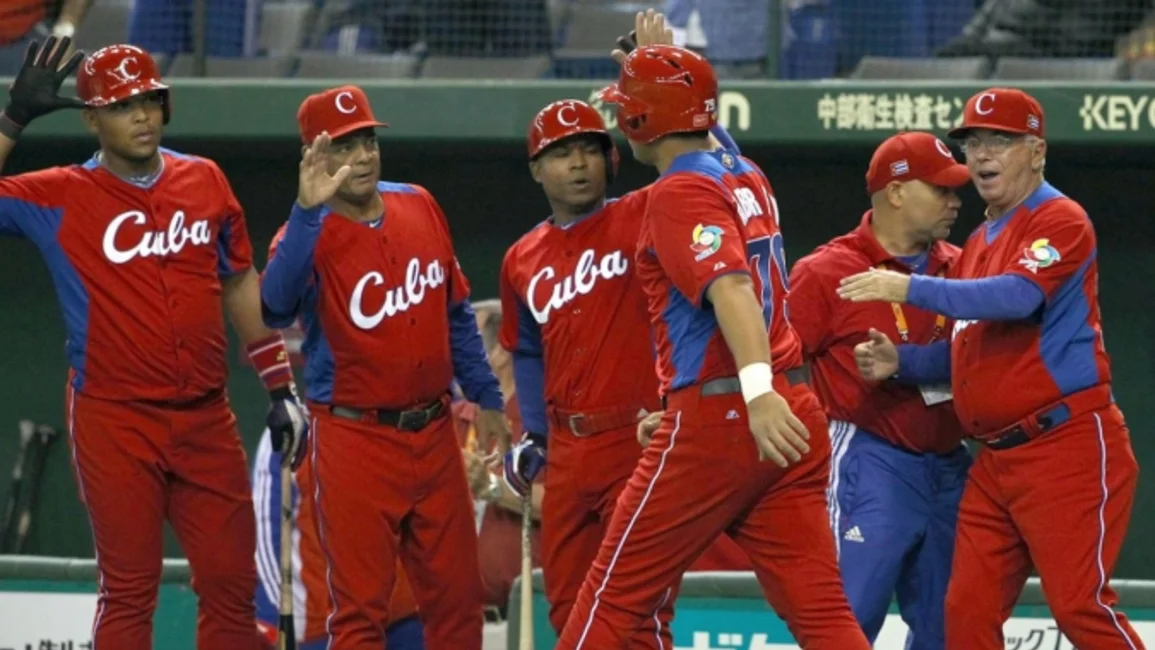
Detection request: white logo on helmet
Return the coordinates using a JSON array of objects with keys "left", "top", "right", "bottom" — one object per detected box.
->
[
  {"left": 334, "top": 91, "right": 357, "bottom": 114},
  {"left": 935, "top": 139, "right": 953, "bottom": 158},
  {"left": 556, "top": 103, "right": 580, "bottom": 127},
  {"left": 108, "top": 57, "right": 141, "bottom": 85},
  {"left": 975, "top": 93, "right": 996, "bottom": 115}
]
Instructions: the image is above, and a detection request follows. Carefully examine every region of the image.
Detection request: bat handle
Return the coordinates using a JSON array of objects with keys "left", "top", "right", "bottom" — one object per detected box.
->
[
  {"left": 279, "top": 459, "right": 296, "bottom": 650},
  {"left": 519, "top": 491, "right": 534, "bottom": 650}
]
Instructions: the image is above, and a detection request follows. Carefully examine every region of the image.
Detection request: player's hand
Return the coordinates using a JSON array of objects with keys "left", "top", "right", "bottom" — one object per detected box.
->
[
  {"left": 297, "top": 132, "right": 352, "bottom": 209},
  {"left": 502, "top": 432, "right": 547, "bottom": 497},
  {"left": 474, "top": 408, "right": 513, "bottom": 459},
  {"left": 612, "top": 9, "right": 674, "bottom": 64},
  {"left": 746, "top": 392, "right": 811, "bottom": 467},
  {"left": 3, "top": 36, "right": 85, "bottom": 128},
  {"left": 837, "top": 268, "right": 912, "bottom": 304},
  {"left": 267, "top": 384, "right": 309, "bottom": 469},
  {"left": 637, "top": 410, "right": 663, "bottom": 446},
  {"left": 854, "top": 328, "right": 900, "bottom": 381}
]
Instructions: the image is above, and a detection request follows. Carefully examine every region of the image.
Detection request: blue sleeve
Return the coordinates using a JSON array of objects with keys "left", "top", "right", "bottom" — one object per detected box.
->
[
  {"left": 907, "top": 273, "right": 1045, "bottom": 321},
  {"left": 710, "top": 124, "right": 740, "bottom": 154},
  {"left": 665, "top": 0, "right": 694, "bottom": 27},
  {"left": 896, "top": 340, "right": 952, "bottom": 385},
  {"left": 511, "top": 298, "right": 548, "bottom": 436},
  {"left": 260, "top": 204, "right": 323, "bottom": 328},
  {"left": 448, "top": 301, "right": 504, "bottom": 411}
]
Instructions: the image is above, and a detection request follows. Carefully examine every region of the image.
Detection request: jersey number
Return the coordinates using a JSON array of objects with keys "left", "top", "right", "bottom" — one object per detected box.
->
[{"left": 746, "top": 234, "right": 789, "bottom": 326}]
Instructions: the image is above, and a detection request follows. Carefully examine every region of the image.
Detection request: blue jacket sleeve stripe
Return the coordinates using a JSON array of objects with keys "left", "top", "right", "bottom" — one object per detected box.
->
[
  {"left": 908, "top": 273, "right": 1045, "bottom": 321},
  {"left": 260, "top": 203, "right": 324, "bottom": 328},
  {"left": 449, "top": 301, "right": 504, "bottom": 410},
  {"left": 512, "top": 298, "right": 548, "bottom": 435},
  {"left": 896, "top": 340, "right": 952, "bottom": 385}
]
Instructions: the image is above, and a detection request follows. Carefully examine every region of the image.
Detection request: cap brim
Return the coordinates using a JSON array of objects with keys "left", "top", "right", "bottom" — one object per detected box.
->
[
  {"left": 328, "top": 119, "right": 389, "bottom": 140},
  {"left": 947, "top": 122, "right": 1031, "bottom": 139},
  {"left": 923, "top": 163, "right": 972, "bottom": 188}
]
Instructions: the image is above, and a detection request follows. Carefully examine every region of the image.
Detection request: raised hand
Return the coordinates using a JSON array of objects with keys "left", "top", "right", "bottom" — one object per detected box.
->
[
  {"left": 612, "top": 9, "right": 675, "bottom": 65},
  {"left": 297, "top": 132, "right": 352, "bottom": 209},
  {"left": 4, "top": 36, "right": 86, "bottom": 128}
]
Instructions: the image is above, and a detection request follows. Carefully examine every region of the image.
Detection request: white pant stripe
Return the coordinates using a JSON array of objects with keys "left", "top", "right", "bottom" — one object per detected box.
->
[
  {"left": 575, "top": 411, "right": 683, "bottom": 650},
  {"left": 1092, "top": 413, "right": 1140, "bottom": 650}
]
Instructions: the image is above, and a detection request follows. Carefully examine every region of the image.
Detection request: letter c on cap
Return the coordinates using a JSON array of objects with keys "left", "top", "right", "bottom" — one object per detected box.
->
[
  {"left": 975, "top": 93, "right": 996, "bottom": 115},
  {"left": 935, "top": 139, "right": 953, "bottom": 158},
  {"left": 557, "top": 103, "right": 579, "bottom": 127},
  {"left": 335, "top": 91, "right": 357, "bottom": 114}
]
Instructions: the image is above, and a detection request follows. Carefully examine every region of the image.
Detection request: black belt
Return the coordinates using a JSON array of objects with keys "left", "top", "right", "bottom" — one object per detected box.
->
[
  {"left": 982, "top": 384, "right": 1114, "bottom": 451},
  {"left": 329, "top": 399, "right": 446, "bottom": 432}
]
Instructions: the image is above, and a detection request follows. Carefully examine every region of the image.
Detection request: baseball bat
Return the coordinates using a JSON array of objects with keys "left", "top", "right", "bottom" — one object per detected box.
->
[
  {"left": 14, "top": 423, "right": 56, "bottom": 553},
  {"left": 278, "top": 443, "right": 296, "bottom": 650},
  {"left": 519, "top": 491, "right": 534, "bottom": 650},
  {"left": 1, "top": 421, "right": 35, "bottom": 552}
]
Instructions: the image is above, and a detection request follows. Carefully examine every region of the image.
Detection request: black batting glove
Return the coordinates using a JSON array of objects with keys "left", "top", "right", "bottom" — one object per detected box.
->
[{"left": 3, "top": 36, "right": 86, "bottom": 130}]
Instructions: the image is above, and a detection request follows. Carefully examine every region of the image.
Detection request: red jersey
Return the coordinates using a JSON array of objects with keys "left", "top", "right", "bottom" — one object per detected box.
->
[
  {"left": 0, "top": 150, "right": 253, "bottom": 401},
  {"left": 637, "top": 149, "right": 802, "bottom": 395},
  {"left": 264, "top": 181, "right": 475, "bottom": 409},
  {"left": 951, "top": 182, "right": 1112, "bottom": 437},
  {"left": 498, "top": 190, "right": 659, "bottom": 431},
  {"left": 788, "top": 212, "right": 966, "bottom": 454}
]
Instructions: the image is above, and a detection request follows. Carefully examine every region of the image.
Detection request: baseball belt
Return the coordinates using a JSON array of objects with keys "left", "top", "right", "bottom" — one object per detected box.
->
[
  {"left": 549, "top": 402, "right": 656, "bottom": 437},
  {"left": 328, "top": 397, "right": 447, "bottom": 432},
  {"left": 661, "top": 364, "right": 811, "bottom": 409},
  {"left": 981, "top": 383, "right": 1114, "bottom": 451}
]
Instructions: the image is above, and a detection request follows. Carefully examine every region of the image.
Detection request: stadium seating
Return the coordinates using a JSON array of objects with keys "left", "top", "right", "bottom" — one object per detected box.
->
[
  {"left": 421, "top": 55, "right": 553, "bottom": 80},
  {"left": 850, "top": 56, "right": 992, "bottom": 80},
  {"left": 294, "top": 52, "right": 421, "bottom": 79},
  {"left": 164, "top": 54, "right": 295, "bottom": 79},
  {"left": 991, "top": 56, "right": 1129, "bottom": 81},
  {"left": 258, "top": 2, "right": 314, "bottom": 56},
  {"left": 1130, "top": 57, "right": 1155, "bottom": 80},
  {"left": 72, "top": 1, "right": 130, "bottom": 54}
]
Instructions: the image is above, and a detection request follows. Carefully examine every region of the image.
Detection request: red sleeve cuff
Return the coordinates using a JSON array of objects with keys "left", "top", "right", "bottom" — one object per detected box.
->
[{"left": 246, "top": 334, "right": 294, "bottom": 391}]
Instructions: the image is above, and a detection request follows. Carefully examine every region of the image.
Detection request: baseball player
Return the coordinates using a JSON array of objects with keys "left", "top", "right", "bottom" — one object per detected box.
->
[
  {"left": 500, "top": 13, "right": 751, "bottom": 648},
  {"left": 842, "top": 88, "right": 1143, "bottom": 649},
  {"left": 260, "top": 84, "right": 508, "bottom": 649},
  {"left": 787, "top": 131, "right": 972, "bottom": 648},
  {"left": 251, "top": 425, "right": 424, "bottom": 650},
  {"left": 0, "top": 39, "right": 306, "bottom": 649},
  {"left": 554, "top": 44, "right": 870, "bottom": 650}
]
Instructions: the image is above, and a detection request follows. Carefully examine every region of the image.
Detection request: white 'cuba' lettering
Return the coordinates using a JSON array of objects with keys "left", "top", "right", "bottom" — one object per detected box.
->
[
  {"left": 525, "top": 248, "right": 628, "bottom": 324},
  {"left": 349, "top": 259, "right": 446, "bottom": 329},
  {"left": 102, "top": 210, "right": 212, "bottom": 264}
]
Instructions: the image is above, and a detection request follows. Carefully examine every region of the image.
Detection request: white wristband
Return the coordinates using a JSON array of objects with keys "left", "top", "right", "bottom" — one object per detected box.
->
[
  {"left": 738, "top": 362, "right": 774, "bottom": 404},
  {"left": 53, "top": 22, "right": 76, "bottom": 38}
]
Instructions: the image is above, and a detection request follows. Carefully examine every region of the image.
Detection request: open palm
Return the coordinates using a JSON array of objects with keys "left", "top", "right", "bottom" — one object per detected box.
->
[{"left": 297, "top": 132, "right": 352, "bottom": 209}]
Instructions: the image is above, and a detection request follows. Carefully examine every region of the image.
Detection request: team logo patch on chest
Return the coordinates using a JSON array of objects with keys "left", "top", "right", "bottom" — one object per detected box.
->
[
  {"left": 1018, "top": 238, "right": 1060, "bottom": 274},
  {"left": 349, "top": 259, "right": 446, "bottom": 329},
  {"left": 102, "top": 210, "right": 212, "bottom": 264},
  {"left": 526, "top": 248, "right": 628, "bottom": 324}
]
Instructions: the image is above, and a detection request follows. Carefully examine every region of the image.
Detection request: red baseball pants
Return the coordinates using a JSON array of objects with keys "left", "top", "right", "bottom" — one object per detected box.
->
[
  {"left": 945, "top": 405, "right": 1145, "bottom": 649},
  {"left": 294, "top": 453, "right": 420, "bottom": 645},
  {"left": 542, "top": 423, "right": 751, "bottom": 647},
  {"left": 556, "top": 380, "right": 870, "bottom": 650},
  {"left": 67, "top": 386, "right": 260, "bottom": 650},
  {"left": 309, "top": 406, "right": 483, "bottom": 650}
]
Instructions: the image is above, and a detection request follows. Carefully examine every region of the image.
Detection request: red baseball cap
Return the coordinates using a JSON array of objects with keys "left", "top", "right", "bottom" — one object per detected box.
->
[
  {"left": 296, "top": 85, "right": 388, "bottom": 144},
  {"left": 948, "top": 88, "right": 1044, "bottom": 139},
  {"left": 865, "top": 132, "right": 971, "bottom": 194}
]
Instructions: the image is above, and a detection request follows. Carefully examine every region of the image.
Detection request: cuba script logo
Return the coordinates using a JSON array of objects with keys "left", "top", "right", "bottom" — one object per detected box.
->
[
  {"left": 349, "top": 259, "right": 446, "bottom": 330},
  {"left": 102, "top": 210, "right": 212, "bottom": 265},
  {"left": 526, "top": 248, "right": 628, "bottom": 324}
]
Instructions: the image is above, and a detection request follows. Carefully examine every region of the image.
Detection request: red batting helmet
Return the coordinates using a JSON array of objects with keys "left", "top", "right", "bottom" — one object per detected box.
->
[
  {"left": 527, "top": 100, "right": 619, "bottom": 182},
  {"left": 76, "top": 45, "right": 171, "bottom": 124},
  {"left": 595, "top": 45, "right": 717, "bottom": 144}
]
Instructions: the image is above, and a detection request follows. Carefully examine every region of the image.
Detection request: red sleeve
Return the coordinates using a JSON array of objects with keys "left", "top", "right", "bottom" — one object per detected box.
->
[
  {"left": 498, "top": 246, "right": 521, "bottom": 352},
  {"left": 648, "top": 175, "right": 749, "bottom": 306},
  {"left": 0, "top": 168, "right": 67, "bottom": 237},
  {"left": 1003, "top": 201, "right": 1095, "bottom": 300},
  {"left": 415, "top": 185, "right": 471, "bottom": 306},
  {"left": 210, "top": 163, "right": 253, "bottom": 277},
  {"left": 785, "top": 253, "right": 836, "bottom": 357}
]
